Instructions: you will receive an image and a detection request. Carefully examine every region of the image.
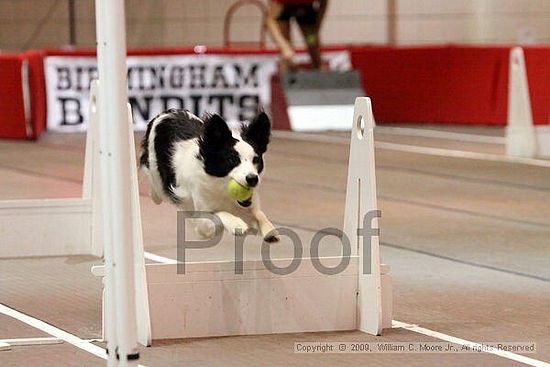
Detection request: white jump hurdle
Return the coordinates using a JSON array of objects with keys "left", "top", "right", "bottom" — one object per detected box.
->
[
  {"left": 91, "top": 96, "right": 392, "bottom": 343},
  {"left": 0, "top": 89, "right": 103, "bottom": 258}
]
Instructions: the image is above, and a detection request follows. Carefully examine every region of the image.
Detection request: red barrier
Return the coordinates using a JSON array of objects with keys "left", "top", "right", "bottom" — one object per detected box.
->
[
  {"left": 350, "top": 46, "right": 510, "bottom": 125},
  {"left": 25, "top": 50, "right": 47, "bottom": 139},
  {"left": 0, "top": 55, "right": 27, "bottom": 139},
  {"left": 1, "top": 45, "right": 549, "bottom": 139},
  {"left": 524, "top": 47, "right": 550, "bottom": 125},
  {"left": 350, "top": 45, "right": 550, "bottom": 125}
]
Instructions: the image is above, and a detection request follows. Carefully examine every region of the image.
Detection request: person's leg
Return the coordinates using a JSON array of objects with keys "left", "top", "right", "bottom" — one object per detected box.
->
[
  {"left": 277, "top": 19, "right": 294, "bottom": 72},
  {"left": 295, "top": 5, "right": 322, "bottom": 69},
  {"left": 278, "top": 19, "right": 291, "bottom": 44},
  {"left": 297, "top": 22, "right": 322, "bottom": 69},
  {"left": 266, "top": 2, "right": 295, "bottom": 72}
]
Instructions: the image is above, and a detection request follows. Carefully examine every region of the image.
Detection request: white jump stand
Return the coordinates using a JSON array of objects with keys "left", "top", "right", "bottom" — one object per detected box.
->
[
  {"left": 506, "top": 47, "right": 536, "bottom": 158},
  {"left": 506, "top": 46, "right": 550, "bottom": 159},
  {"left": 92, "top": 97, "right": 392, "bottom": 344},
  {"left": 0, "top": 84, "right": 104, "bottom": 258}
]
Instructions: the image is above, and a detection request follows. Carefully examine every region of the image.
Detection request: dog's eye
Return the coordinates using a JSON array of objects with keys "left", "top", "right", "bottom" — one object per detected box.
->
[{"left": 252, "top": 156, "right": 260, "bottom": 164}]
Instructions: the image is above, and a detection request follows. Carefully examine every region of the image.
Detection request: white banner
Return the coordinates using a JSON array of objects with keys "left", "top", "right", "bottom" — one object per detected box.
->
[{"left": 44, "top": 51, "right": 351, "bottom": 132}]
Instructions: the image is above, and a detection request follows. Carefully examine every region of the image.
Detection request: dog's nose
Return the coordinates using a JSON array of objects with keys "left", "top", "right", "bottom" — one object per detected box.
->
[{"left": 245, "top": 174, "right": 259, "bottom": 187}]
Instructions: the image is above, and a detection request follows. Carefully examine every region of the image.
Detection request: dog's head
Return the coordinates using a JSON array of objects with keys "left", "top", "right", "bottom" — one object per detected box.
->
[{"left": 198, "top": 112, "right": 271, "bottom": 206}]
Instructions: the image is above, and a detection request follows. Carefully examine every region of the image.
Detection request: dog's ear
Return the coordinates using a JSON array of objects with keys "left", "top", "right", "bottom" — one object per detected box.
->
[
  {"left": 202, "top": 114, "right": 233, "bottom": 146},
  {"left": 241, "top": 112, "right": 271, "bottom": 154}
]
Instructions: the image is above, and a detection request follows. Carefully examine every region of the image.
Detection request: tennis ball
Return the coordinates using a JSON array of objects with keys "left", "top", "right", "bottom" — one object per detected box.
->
[{"left": 227, "top": 178, "right": 253, "bottom": 202}]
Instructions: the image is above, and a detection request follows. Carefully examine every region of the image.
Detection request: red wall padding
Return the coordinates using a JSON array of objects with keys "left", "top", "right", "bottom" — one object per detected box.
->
[
  {"left": 350, "top": 46, "right": 509, "bottom": 125},
  {"left": 0, "top": 55, "right": 27, "bottom": 138},
  {"left": 350, "top": 45, "right": 550, "bottom": 125},
  {"left": 524, "top": 47, "right": 550, "bottom": 125},
  {"left": 25, "top": 50, "right": 47, "bottom": 139},
  {"left": 0, "top": 51, "right": 47, "bottom": 139}
]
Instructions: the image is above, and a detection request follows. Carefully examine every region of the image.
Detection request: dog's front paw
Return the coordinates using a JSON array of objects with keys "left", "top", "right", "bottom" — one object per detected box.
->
[
  {"left": 195, "top": 220, "right": 216, "bottom": 239},
  {"left": 227, "top": 217, "right": 249, "bottom": 236},
  {"left": 263, "top": 229, "right": 280, "bottom": 243}
]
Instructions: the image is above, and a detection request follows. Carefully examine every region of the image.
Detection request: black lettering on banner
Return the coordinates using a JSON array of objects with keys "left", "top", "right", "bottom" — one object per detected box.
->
[
  {"left": 190, "top": 95, "right": 202, "bottom": 116},
  {"left": 149, "top": 65, "right": 166, "bottom": 90},
  {"left": 137, "top": 66, "right": 146, "bottom": 91},
  {"left": 188, "top": 65, "right": 207, "bottom": 88},
  {"left": 161, "top": 95, "right": 184, "bottom": 111},
  {"left": 127, "top": 68, "right": 136, "bottom": 90},
  {"left": 170, "top": 66, "right": 185, "bottom": 89},
  {"left": 129, "top": 96, "right": 153, "bottom": 122},
  {"left": 233, "top": 64, "right": 259, "bottom": 88},
  {"left": 56, "top": 67, "right": 72, "bottom": 90},
  {"left": 210, "top": 65, "right": 229, "bottom": 88},
  {"left": 75, "top": 67, "right": 85, "bottom": 92},
  {"left": 238, "top": 95, "right": 260, "bottom": 121},
  {"left": 58, "top": 97, "right": 83, "bottom": 125},
  {"left": 208, "top": 95, "right": 234, "bottom": 118},
  {"left": 75, "top": 66, "right": 97, "bottom": 92}
]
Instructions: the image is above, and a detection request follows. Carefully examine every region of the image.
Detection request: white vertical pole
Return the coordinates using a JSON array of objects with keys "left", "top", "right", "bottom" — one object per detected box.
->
[
  {"left": 343, "top": 97, "right": 383, "bottom": 336},
  {"left": 94, "top": 3, "right": 117, "bottom": 366},
  {"left": 95, "top": 0, "right": 139, "bottom": 365},
  {"left": 386, "top": 0, "right": 397, "bottom": 45},
  {"left": 506, "top": 47, "right": 536, "bottom": 158}
]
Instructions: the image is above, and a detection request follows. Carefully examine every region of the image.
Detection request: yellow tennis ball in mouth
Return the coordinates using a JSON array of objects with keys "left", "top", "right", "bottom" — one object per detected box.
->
[{"left": 227, "top": 178, "right": 253, "bottom": 202}]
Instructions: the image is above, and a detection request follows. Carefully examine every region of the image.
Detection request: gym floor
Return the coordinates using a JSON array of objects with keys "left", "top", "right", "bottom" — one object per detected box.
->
[{"left": 1, "top": 126, "right": 549, "bottom": 366}]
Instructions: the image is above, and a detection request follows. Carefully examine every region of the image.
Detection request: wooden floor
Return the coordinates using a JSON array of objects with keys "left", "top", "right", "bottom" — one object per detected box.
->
[{"left": 1, "top": 126, "right": 549, "bottom": 367}]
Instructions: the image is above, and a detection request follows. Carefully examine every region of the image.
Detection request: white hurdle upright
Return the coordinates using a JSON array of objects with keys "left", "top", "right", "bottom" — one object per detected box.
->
[
  {"left": 92, "top": 96, "right": 392, "bottom": 343},
  {"left": 344, "top": 97, "right": 385, "bottom": 335},
  {"left": 506, "top": 47, "right": 536, "bottom": 158},
  {"left": 506, "top": 46, "right": 550, "bottom": 158}
]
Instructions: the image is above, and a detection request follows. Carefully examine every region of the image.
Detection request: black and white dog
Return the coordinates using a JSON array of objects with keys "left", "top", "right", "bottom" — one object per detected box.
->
[{"left": 140, "top": 109, "right": 279, "bottom": 242}]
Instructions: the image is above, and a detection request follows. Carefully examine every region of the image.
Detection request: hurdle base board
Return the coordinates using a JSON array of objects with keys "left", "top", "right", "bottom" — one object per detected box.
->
[
  {"left": 0, "top": 198, "right": 93, "bottom": 258},
  {"left": 288, "top": 105, "right": 355, "bottom": 132},
  {"left": 536, "top": 125, "right": 550, "bottom": 158},
  {"left": 93, "top": 257, "right": 391, "bottom": 340}
]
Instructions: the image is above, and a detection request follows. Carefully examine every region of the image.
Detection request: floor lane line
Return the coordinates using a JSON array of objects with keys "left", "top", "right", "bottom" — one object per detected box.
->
[
  {"left": 272, "top": 130, "right": 550, "bottom": 168},
  {"left": 144, "top": 251, "right": 177, "bottom": 264},
  {"left": 375, "top": 126, "right": 505, "bottom": 144},
  {"left": 0, "top": 303, "right": 148, "bottom": 366},
  {"left": 0, "top": 303, "right": 107, "bottom": 359},
  {"left": 393, "top": 320, "right": 550, "bottom": 367}
]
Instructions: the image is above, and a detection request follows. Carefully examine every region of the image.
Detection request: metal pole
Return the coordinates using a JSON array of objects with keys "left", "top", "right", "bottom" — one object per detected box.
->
[
  {"left": 94, "top": 3, "right": 117, "bottom": 366},
  {"left": 68, "top": 0, "right": 77, "bottom": 47},
  {"left": 94, "top": 0, "right": 139, "bottom": 366},
  {"left": 387, "top": 0, "right": 397, "bottom": 45}
]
